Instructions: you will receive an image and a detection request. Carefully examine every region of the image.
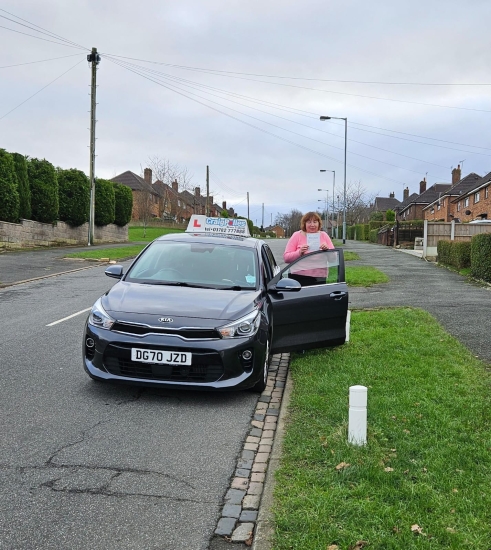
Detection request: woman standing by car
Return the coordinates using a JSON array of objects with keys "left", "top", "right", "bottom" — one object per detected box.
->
[
  {"left": 283, "top": 212, "right": 335, "bottom": 286},
  {"left": 283, "top": 212, "right": 334, "bottom": 262}
]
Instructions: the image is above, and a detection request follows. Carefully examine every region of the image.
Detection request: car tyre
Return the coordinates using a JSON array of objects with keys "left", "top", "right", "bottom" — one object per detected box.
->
[{"left": 250, "top": 337, "right": 270, "bottom": 393}]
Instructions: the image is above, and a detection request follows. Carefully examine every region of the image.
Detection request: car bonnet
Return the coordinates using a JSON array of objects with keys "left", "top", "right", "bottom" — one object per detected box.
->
[{"left": 102, "top": 281, "right": 261, "bottom": 322}]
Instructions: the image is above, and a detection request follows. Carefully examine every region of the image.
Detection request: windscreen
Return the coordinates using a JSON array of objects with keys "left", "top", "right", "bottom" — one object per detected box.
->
[{"left": 126, "top": 241, "right": 257, "bottom": 289}]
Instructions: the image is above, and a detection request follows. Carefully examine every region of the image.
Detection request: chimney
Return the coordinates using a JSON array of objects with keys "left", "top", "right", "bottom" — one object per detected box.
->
[
  {"left": 194, "top": 187, "right": 200, "bottom": 197},
  {"left": 452, "top": 164, "right": 461, "bottom": 185},
  {"left": 419, "top": 178, "right": 426, "bottom": 194},
  {"left": 222, "top": 201, "right": 227, "bottom": 210},
  {"left": 144, "top": 168, "right": 152, "bottom": 184},
  {"left": 403, "top": 187, "right": 409, "bottom": 200},
  {"left": 389, "top": 192, "right": 395, "bottom": 198},
  {"left": 171, "top": 180, "right": 178, "bottom": 192}
]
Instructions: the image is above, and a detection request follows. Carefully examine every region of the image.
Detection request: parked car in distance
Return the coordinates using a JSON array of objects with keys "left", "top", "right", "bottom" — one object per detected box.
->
[
  {"left": 83, "top": 216, "right": 349, "bottom": 392},
  {"left": 469, "top": 219, "right": 491, "bottom": 224}
]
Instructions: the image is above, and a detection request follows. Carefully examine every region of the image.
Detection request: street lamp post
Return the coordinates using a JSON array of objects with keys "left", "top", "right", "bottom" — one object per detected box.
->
[
  {"left": 317, "top": 197, "right": 328, "bottom": 231},
  {"left": 320, "top": 116, "right": 347, "bottom": 244},
  {"left": 320, "top": 169, "right": 335, "bottom": 238}
]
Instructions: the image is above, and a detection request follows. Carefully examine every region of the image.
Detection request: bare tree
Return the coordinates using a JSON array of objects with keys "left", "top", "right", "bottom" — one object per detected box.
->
[
  {"left": 147, "top": 157, "right": 194, "bottom": 218},
  {"left": 134, "top": 189, "right": 157, "bottom": 238},
  {"left": 344, "top": 181, "right": 375, "bottom": 226},
  {"left": 275, "top": 209, "right": 303, "bottom": 237}
]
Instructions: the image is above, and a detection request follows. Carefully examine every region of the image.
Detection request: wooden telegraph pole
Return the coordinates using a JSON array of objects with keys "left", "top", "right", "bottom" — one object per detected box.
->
[{"left": 87, "top": 47, "right": 100, "bottom": 245}]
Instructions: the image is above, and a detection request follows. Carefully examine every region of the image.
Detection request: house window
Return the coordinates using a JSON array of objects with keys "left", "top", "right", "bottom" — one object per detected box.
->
[
  {"left": 486, "top": 186, "right": 489, "bottom": 199},
  {"left": 457, "top": 201, "right": 461, "bottom": 211},
  {"left": 474, "top": 191, "right": 480, "bottom": 204},
  {"left": 437, "top": 203, "right": 441, "bottom": 211},
  {"left": 430, "top": 208, "right": 434, "bottom": 214},
  {"left": 464, "top": 197, "right": 469, "bottom": 207}
]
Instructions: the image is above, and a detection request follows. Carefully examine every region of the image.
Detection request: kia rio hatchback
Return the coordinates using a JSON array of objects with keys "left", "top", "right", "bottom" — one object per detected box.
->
[{"left": 83, "top": 216, "right": 349, "bottom": 392}]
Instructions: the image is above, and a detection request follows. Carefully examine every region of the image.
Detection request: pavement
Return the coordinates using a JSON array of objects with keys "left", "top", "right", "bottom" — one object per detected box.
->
[{"left": 2, "top": 240, "right": 491, "bottom": 549}]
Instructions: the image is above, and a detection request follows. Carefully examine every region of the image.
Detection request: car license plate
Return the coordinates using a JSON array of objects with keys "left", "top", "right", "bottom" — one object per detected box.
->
[{"left": 131, "top": 348, "right": 192, "bottom": 365}]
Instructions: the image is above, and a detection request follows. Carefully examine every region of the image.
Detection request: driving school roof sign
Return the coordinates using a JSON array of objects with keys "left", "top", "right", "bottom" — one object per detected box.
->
[{"left": 186, "top": 215, "right": 250, "bottom": 236}]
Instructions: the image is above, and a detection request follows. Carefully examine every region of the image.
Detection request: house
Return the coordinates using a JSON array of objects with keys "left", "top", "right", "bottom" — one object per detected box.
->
[
  {"left": 371, "top": 192, "right": 401, "bottom": 219},
  {"left": 423, "top": 165, "right": 481, "bottom": 222},
  {"left": 451, "top": 170, "right": 491, "bottom": 222},
  {"left": 397, "top": 177, "right": 451, "bottom": 221},
  {"left": 266, "top": 225, "right": 286, "bottom": 238},
  {"left": 110, "top": 169, "right": 160, "bottom": 220}
]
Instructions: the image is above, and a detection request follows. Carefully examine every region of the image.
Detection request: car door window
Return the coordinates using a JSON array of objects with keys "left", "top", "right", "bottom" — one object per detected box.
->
[{"left": 278, "top": 249, "right": 344, "bottom": 287}]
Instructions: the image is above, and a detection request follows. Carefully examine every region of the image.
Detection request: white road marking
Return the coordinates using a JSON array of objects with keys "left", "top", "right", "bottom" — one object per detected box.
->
[{"left": 46, "top": 307, "right": 92, "bottom": 327}]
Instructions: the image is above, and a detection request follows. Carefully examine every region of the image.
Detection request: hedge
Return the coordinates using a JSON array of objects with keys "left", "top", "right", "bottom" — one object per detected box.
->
[
  {"left": 28, "top": 158, "right": 58, "bottom": 224},
  {"left": 58, "top": 168, "right": 90, "bottom": 227},
  {"left": 94, "top": 178, "right": 115, "bottom": 226},
  {"left": 437, "top": 240, "right": 471, "bottom": 270},
  {"left": 11, "top": 153, "right": 30, "bottom": 220},
  {"left": 113, "top": 183, "right": 133, "bottom": 226},
  {"left": 470, "top": 233, "right": 491, "bottom": 282},
  {"left": 369, "top": 229, "right": 378, "bottom": 243},
  {"left": 0, "top": 149, "right": 20, "bottom": 223}
]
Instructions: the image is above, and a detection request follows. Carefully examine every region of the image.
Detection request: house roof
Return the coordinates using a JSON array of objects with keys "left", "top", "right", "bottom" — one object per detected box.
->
[
  {"left": 400, "top": 183, "right": 451, "bottom": 214},
  {"left": 398, "top": 193, "right": 419, "bottom": 211},
  {"left": 111, "top": 171, "right": 159, "bottom": 196},
  {"left": 434, "top": 172, "right": 481, "bottom": 206},
  {"left": 373, "top": 197, "right": 401, "bottom": 211},
  {"left": 452, "top": 171, "right": 491, "bottom": 202}
]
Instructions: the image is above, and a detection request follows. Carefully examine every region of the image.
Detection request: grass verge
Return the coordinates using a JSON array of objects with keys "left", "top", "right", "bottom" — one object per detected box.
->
[
  {"left": 128, "top": 226, "right": 184, "bottom": 242},
  {"left": 273, "top": 307, "right": 491, "bottom": 549},
  {"left": 346, "top": 265, "right": 389, "bottom": 286},
  {"left": 344, "top": 251, "right": 360, "bottom": 261},
  {"left": 65, "top": 245, "right": 145, "bottom": 261}
]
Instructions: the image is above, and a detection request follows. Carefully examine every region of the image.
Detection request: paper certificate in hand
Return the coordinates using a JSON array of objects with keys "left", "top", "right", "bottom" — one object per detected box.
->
[{"left": 306, "top": 232, "right": 321, "bottom": 251}]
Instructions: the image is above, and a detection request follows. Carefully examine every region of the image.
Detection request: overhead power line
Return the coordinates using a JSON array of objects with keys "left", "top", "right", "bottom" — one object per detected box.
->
[
  {"left": 0, "top": 59, "right": 84, "bottom": 121},
  {"left": 107, "top": 56, "right": 411, "bottom": 187},
  {"left": 101, "top": 53, "right": 491, "bottom": 86},
  {"left": 0, "top": 9, "right": 88, "bottom": 50},
  {"left": 0, "top": 53, "right": 83, "bottom": 69}
]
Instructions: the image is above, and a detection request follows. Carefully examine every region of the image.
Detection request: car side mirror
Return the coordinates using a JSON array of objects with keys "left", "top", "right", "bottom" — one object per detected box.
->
[
  {"left": 270, "top": 277, "right": 301, "bottom": 292},
  {"left": 105, "top": 265, "right": 124, "bottom": 279}
]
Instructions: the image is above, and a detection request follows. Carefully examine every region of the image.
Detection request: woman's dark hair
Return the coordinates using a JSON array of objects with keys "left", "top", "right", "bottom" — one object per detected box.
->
[{"left": 300, "top": 211, "right": 323, "bottom": 232}]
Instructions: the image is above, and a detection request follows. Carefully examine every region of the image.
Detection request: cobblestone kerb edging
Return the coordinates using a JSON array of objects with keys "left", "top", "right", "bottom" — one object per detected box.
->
[{"left": 214, "top": 353, "right": 289, "bottom": 544}]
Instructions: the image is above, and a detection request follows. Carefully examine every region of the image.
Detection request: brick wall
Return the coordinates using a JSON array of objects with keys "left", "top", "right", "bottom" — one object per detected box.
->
[{"left": 0, "top": 219, "right": 128, "bottom": 249}]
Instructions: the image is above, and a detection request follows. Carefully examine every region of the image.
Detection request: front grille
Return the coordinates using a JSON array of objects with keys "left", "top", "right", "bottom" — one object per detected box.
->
[
  {"left": 111, "top": 322, "right": 218, "bottom": 340},
  {"left": 103, "top": 344, "right": 224, "bottom": 382}
]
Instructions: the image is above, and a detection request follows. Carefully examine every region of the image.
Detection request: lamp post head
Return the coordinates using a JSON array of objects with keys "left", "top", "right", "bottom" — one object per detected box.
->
[
  {"left": 319, "top": 116, "right": 331, "bottom": 120},
  {"left": 320, "top": 169, "right": 326, "bottom": 172}
]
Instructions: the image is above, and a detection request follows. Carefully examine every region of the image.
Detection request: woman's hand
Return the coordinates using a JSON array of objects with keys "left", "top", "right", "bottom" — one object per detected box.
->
[
  {"left": 319, "top": 243, "right": 329, "bottom": 250},
  {"left": 299, "top": 244, "right": 309, "bottom": 255}
]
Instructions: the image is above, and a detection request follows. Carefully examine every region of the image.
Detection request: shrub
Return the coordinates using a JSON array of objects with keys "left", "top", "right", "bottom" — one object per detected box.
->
[
  {"left": 369, "top": 229, "right": 378, "bottom": 243},
  {"left": 94, "top": 178, "right": 115, "bottom": 226},
  {"left": 437, "top": 240, "right": 471, "bottom": 270},
  {"left": 58, "top": 168, "right": 90, "bottom": 227},
  {"left": 28, "top": 158, "right": 58, "bottom": 224},
  {"left": 0, "top": 149, "right": 20, "bottom": 222},
  {"left": 471, "top": 233, "right": 491, "bottom": 282},
  {"left": 369, "top": 220, "right": 387, "bottom": 231},
  {"left": 386, "top": 209, "right": 395, "bottom": 222},
  {"left": 370, "top": 211, "right": 384, "bottom": 221},
  {"left": 113, "top": 183, "right": 133, "bottom": 226},
  {"left": 11, "top": 153, "right": 30, "bottom": 219}
]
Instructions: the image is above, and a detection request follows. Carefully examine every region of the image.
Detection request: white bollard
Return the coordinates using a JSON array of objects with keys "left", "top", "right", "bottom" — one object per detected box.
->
[{"left": 348, "top": 385, "right": 367, "bottom": 446}]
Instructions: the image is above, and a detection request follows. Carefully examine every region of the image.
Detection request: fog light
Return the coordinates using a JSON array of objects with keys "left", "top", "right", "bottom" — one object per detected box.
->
[
  {"left": 242, "top": 350, "right": 253, "bottom": 360},
  {"left": 86, "top": 337, "right": 95, "bottom": 348}
]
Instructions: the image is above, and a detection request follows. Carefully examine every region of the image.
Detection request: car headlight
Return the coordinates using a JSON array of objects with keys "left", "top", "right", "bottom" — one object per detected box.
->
[
  {"left": 218, "top": 310, "right": 261, "bottom": 339},
  {"left": 88, "top": 298, "right": 115, "bottom": 330}
]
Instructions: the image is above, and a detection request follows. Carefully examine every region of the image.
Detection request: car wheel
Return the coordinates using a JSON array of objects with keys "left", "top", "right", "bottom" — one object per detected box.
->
[{"left": 250, "top": 337, "right": 270, "bottom": 393}]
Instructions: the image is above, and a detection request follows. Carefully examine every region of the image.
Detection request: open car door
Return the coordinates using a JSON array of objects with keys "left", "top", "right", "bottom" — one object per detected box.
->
[{"left": 268, "top": 249, "right": 348, "bottom": 353}]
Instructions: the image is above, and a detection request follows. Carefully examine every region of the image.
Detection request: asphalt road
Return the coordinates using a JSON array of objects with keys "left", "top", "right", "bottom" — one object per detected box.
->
[
  {"left": 0, "top": 263, "right": 259, "bottom": 550},
  {"left": 2, "top": 238, "right": 490, "bottom": 550}
]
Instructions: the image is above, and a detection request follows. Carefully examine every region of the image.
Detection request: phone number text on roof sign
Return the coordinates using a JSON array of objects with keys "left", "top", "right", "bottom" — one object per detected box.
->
[{"left": 186, "top": 215, "right": 250, "bottom": 236}]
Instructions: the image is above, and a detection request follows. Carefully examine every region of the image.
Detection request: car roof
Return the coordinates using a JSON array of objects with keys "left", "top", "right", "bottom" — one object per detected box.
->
[{"left": 155, "top": 232, "right": 262, "bottom": 249}]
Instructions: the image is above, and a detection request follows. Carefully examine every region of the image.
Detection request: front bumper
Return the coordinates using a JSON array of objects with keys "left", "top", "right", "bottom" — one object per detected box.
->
[{"left": 83, "top": 320, "right": 268, "bottom": 391}]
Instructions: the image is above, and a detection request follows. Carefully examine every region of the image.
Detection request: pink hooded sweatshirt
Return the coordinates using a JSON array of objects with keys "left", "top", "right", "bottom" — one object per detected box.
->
[{"left": 283, "top": 231, "right": 334, "bottom": 263}]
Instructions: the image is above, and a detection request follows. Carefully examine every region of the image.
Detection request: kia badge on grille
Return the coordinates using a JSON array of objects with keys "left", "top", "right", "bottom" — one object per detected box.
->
[{"left": 158, "top": 317, "right": 173, "bottom": 323}]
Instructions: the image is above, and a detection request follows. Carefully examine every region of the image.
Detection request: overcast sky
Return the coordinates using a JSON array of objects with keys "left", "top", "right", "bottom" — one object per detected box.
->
[{"left": 2, "top": 1, "right": 491, "bottom": 225}]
